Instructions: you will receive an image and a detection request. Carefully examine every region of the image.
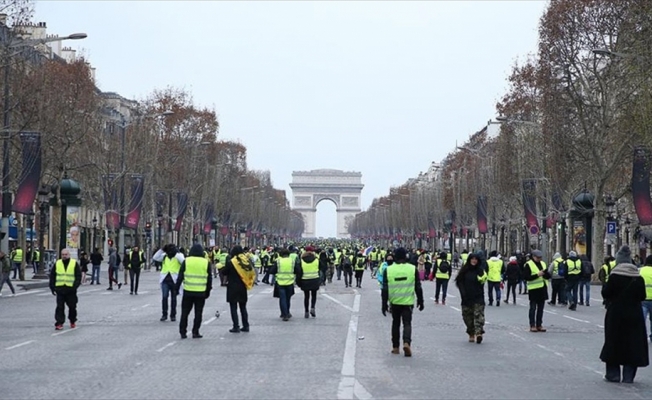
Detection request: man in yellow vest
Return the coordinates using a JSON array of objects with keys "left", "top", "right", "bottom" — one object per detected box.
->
[
  {"left": 153, "top": 244, "right": 185, "bottom": 322},
  {"left": 270, "top": 248, "right": 301, "bottom": 321},
  {"left": 381, "top": 247, "right": 424, "bottom": 357},
  {"left": 525, "top": 250, "right": 550, "bottom": 332},
  {"left": 564, "top": 251, "right": 582, "bottom": 311},
  {"left": 49, "top": 248, "right": 81, "bottom": 330},
  {"left": 11, "top": 246, "right": 22, "bottom": 279},
  {"left": 354, "top": 251, "right": 367, "bottom": 288},
  {"left": 599, "top": 256, "right": 617, "bottom": 308},
  {"left": 640, "top": 255, "right": 652, "bottom": 343},
  {"left": 175, "top": 244, "right": 212, "bottom": 339},
  {"left": 486, "top": 250, "right": 505, "bottom": 307},
  {"left": 433, "top": 252, "right": 451, "bottom": 305}
]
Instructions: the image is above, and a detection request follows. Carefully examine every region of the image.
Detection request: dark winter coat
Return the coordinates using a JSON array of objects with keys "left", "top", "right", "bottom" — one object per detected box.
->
[
  {"left": 524, "top": 260, "right": 550, "bottom": 302},
  {"left": 90, "top": 252, "right": 103, "bottom": 266},
  {"left": 223, "top": 256, "right": 248, "bottom": 303},
  {"left": 505, "top": 261, "right": 520, "bottom": 283},
  {"left": 297, "top": 252, "right": 321, "bottom": 291},
  {"left": 599, "top": 273, "right": 649, "bottom": 367},
  {"left": 456, "top": 266, "right": 486, "bottom": 306}
]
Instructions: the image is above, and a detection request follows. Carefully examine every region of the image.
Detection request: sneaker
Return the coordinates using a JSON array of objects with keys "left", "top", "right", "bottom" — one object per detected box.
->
[
  {"left": 192, "top": 333, "right": 203, "bottom": 339},
  {"left": 468, "top": 335, "right": 475, "bottom": 343},
  {"left": 304, "top": 312, "right": 309, "bottom": 319},
  {"left": 118, "top": 283, "right": 122, "bottom": 289},
  {"left": 434, "top": 299, "right": 439, "bottom": 304},
  {"left": 579, "top": 302, "right": 584, "bottom": 306},
  {"left": 548, "top": 301, "right": 555, "bottom": 306},
  {"left": 282, "top": 317, "right": 289, "bottom": 321},
  {"left": 476, "top": 335, "right": 483, "bottom": 344},
  {"left": 170, "top": 317, "right": 176, "bottom": 322},
  {"left": 391, "top": 348, "right": 400, "bottom": 354},
  {"left": 180, "top": 333, "right": 187, "bottom": 339},
  {"left": 70, "top": 323, "right": 76, "bottom": 329},
  {"left": 240, "top": 326, "right": 249, "bottom": 332},
  {"left": 496, "top": 301, "right": 500, "bottom": 307},
  {"left": 403, "top": 342, "right": 412, "bottom": 357},
  {"left": 287, "top": 313, "right": 292, "bottom": 319},
  {"left": 106, "top": 287, "right": 113, "bottom": 291},
  {"left": 229, "top": 327, "right": 240, "bottom": 333},
  {"left": 530, "top": 326, "right": 538, "bottom": 332},
  {"left": 505, "top": 300, "right": 509, "bottom": 304},
  {"left": 310, "top": 308, "right": 316, "bottom": 318},
  {"left": 488, "top": 301, "right": 493, "bottom": 306},
  {"left": 586, "top": 303, "right": 590, "bottom": 307},
  {"left": 536, "top": 326, "right": 547, "bottom": 332},
  {"left": 55, "top": 325, "right": 63, "bottom": 331},
  {"left": 160, "top": 316, "right": 167, "bottom": 322},
  {"left": 130, "top": 292, "right": 133, "bottom": 295}
]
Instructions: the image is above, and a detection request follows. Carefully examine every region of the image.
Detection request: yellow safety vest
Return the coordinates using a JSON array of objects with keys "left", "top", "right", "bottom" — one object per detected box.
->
[
  {"left": 55, "top": 259, "right": 76, "bottom": 287},
  {"left": 162, "top": 256, "right": 181, "bottom": 275},
  {"left": 355, "top": 256, "right": 366, "bottom": 271},
  {"left": 601, "top": 260, "right": 616, "bottom": 283},
  {"left": 461, "top": 252, "right": 469, "bottom": 264},
  {"left": 526, "top": 260, "right": 548, "bottom": 290},
  {"left": 183, "top": 256, "right": 208, "bottom": 292},
  {"left": 387, "top": 262, "right": 416, "bottom": 306},
  {"left": 218, "top": 253, "right": 227, "bottom": 269},
  {"left": 301, "top": 259, "right": 320, "bottom": 280},
  {"left": 435, "top": 259, "right": 450, "bottom": 280},
  {"left": 12, "top": 249, "right": 23, "bottom": 262},
  {"left": 33, "top": 250, "right": 40, "bottom": 262},
  {"left": 566, "top": 259, "right": 581, "bottom": 275},
  {"left": 276, "top": 257, "right": 295, "bottom": 286},
  {"left": 487, "top": 259, "right": 503, "bottom": 282},
  {"left": 640, "top": 266, "right": 652, "bottom": 301},
  {"left": 552, "top": 258, "right": 564, "bottom": 276}
]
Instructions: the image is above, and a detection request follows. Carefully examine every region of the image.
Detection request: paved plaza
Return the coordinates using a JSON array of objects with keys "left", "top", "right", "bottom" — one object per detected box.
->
[{"left": 1, "top": 271, "right": 650, "bottom": 399}]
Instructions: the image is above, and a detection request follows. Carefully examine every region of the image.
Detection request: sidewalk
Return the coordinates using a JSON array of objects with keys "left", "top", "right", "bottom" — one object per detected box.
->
[{"left": 14, "top": 261, "right": 116, "bottom": 291}]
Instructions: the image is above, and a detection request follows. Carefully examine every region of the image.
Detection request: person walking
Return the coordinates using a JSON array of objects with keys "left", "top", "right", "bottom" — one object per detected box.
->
[
  {"left": 153, "top": 244, "right": 185, "bottom": 322},
  {"left": 107, "top": 247, "right": 122, "bottom": 291},
  {"left": 223, "top": 245, "right": 256, "bottom": 333},
  {"left": 599, "top": 256, "right": 616, "bottom": 309},
  {"left": 10, "top": 246, "right": 22, "bottom": 279},
  {"left": 431, "top": 252, "right": 451, "bottom": 305},
  {"left": 129, "top": 246, "right": 145, "bottom": 295},
  {"left": 90, "top": 247, "right": 103, "bottom": 285},
  {"left": 49, "top": 249, "right": 81, "bottom": 330},
  {"left": 381, "top": 247, "right": 424, "bottom": 357},
  {"left": 298, "top": 246, "right": 321, "bottom": 318},
  {"left": 600, "top": 245, "right": 649, "bottom": 383},
  {"left": 524, "top": 250, "right": 550, "bottom": 332},
  {"left": 79, "top": 251, "right": 89, "bottom": 285},
  {"left": 270, "top": 248, "right": 300, "bottom": 321},
  {"left": 341, "top": 251, "right": 353, "bottom": 288},
  {"left": 175, "top": 244, "right": 212, "bottom": 339},
  {"left": 564, "top": 251, "right": 582, "bottom": 310},
  {"left": 504, "top": 256, "right": 520, "bottom": 305},
  {"left": 122, "top": 248, "right": 130, "bottom": 287},
  {"left": 578, "top": 254, "right": 594, "bottom": 306},
  {"left": 486, "top": 250, "right": 505, "bottom": 307},
  {"left": 455, "top": 252, "right": 488, "bottom": 343},
  {"left": 0, "top": 251, "right": 15, "bottom": 296},
  {"left": 547, "top": 252, "right": 567, "bottom": 306},
  {"left": 354, "top": 250, "right": 366, "bottom": 288}
]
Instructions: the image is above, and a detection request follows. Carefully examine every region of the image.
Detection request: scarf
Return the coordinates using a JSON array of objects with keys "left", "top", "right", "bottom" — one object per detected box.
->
[
  {"left": 231, "top": 254, "right": 256, "bottom": 290},
  {"left": 610, "top": 263, "right": 640, "bottom": 278}
]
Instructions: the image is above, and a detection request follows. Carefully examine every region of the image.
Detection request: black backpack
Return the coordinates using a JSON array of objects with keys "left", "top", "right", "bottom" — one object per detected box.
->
[{"left": 438, "top": 260, "right": 450, "bottom": 274}]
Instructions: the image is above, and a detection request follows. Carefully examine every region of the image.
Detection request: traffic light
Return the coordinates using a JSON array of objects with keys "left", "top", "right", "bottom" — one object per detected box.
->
[{"left": 108, "top": 239, "right": 114, "bottom": 247}]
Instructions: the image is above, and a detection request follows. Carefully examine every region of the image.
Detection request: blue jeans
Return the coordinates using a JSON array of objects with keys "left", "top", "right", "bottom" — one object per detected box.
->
[
  {"left": 642, "top": 301, "right": 652, "bottom": 341},
  {"left": 91, "top": 264, "right": 101, "bottom": 284},
  {"left": 488, "top": 281, "right": 502, "bottom": 303},
  {"left": 160, "top": 280, "right": 177, "bottom": 318},
  {"left": 12, "top": 262, "right": 19, "bottom": 279},
  {"left": 566, "top": 279, "right": 579, "bottom": 306},
  {"left": 579, "top": 280, "right": 591, "bottom": 304},
  {"left": 277, "top": 285, "right": 292, "bottom": 317}
]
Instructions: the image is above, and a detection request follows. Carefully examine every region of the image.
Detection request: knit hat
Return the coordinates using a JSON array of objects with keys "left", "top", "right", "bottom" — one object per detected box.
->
[
  {"left": 645, "top": 255, "right": 652, "bottom": 266},
  {"left": 568, "top": 251, "right": 577, "bottom": 257},
  {"left": 509, "top": 256, "right": 517, "bottom": 262},
  {"left": 394, "top": 247, "right": 408, "bottom": 261},
  {"left": 615, "top": 245, "right": 632, "bottom": 265}
]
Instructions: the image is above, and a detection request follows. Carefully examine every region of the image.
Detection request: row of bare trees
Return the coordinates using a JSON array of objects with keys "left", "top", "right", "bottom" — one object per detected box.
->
[{"left": 350, "top": 0, "right": 652, "bottom": 264}]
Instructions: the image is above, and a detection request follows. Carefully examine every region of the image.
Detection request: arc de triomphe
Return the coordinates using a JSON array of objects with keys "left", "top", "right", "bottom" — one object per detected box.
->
[{"left": 289, "top": 169, "right": 363, "bottom": 238}]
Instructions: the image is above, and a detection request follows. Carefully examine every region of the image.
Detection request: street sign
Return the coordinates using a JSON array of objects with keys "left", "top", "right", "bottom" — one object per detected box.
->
[
  {"left": 529, "top": 225, "right": 539, "bottom": 235},
  {"left": 606, "top": 221, "right": 617, "bottom": 235}
]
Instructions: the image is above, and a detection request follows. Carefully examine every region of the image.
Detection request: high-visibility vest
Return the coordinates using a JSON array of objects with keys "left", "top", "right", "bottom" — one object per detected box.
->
[
  {"left": 183, "top": 257, "right": 208, "bottom": 292},
  {"left": 161, "top": 256, "right": 181, "bottom": 275},
  {"left": 552, "top": 258, "right": 564, "bottom": 276},
  {"left": 526, "top": 260, "right": 548, "bottom": 290},
  {"left": 355, "top": 256, "right": 366, "bottom": 271},
  {"left": 301, "top": 259, "right": 320, "bottom": 280},
  {"left": 254, "top": 255, "right": 262, "bottom": 267},
  {"left": 12, "top": 249, "right": 23, "bottom": 262},
  {"left": 601, "top": 260, "right": 616, "bottom": 282},
  {"left": 387, "top": 262, "right": 416, "bottom": 306},
  {"left": 276, "top": 257, "right": 295, "bottom": 286},
  {"left": 566, "top": 259, "right": 581, "bottom": 275},
  {"left": 640, "top": 266, "right": 652, "bottom": 301},
  {"left": 461, "top": 252, "right": 469, "bottom": 264},
  {"left": 55, "top": 259, "right": 76, "bottom": 287},
  {"left": 129, "top": 250, "right": 144, "bottom": 265},
  {"left": 380, "top": 250, "right": 387, "bottom": 260},
  {"left": 218, "top": 253, "right": 227, "bottom": 269},
  {"left": 487, "top": 259, "right": 503, "bottom": 282},
  {"left": 435, "top": 259, "right": 450, "bottom": 280},
  {"left": 289, "top": 253, "right": 298, "bottom": 265},
  {"left": 33, "top": 250, "right": 40, "bottom": 262},
  {"left": 446, "top": 253, "right": 452, "bottom": 263}
]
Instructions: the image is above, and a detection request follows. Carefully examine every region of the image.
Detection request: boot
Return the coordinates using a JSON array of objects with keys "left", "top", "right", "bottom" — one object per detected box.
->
[
  {"left": 403, "top": 342, "right": 412, "bottom": 357},
  {"left": 468, "top": 335, "right": 475, "bottom": 343},
  {"left": 488, "top": 301, "right": 493, "bottom": 306},
  {"left": 537, "top": 326, "right": 547, "bottom": 332},
  {"left": 475, "top": 334, "right": 483, "bottom": 344},
  {"left": 391, "top": 347, "right": 400, "bottom": 354},
  {"left": 441, "top": 299, "right": 446, "bottom": 305},
  {"left": 304, "top": 311, "right": 310, "bottom": 319},
  {"left": 496, "top": 300, "right": 500, "bottom": 307},
  {"left": 530, "top": 326, "right": 538, "bottom": 332},
  {"left": 310, "top": 308, "right": 316, "bottom": 318}
]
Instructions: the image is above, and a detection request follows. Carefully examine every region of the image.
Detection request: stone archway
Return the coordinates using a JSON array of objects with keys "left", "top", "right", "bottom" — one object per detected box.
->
[{"left": 290, "top": 169, "right": 363, "bottom": 238}]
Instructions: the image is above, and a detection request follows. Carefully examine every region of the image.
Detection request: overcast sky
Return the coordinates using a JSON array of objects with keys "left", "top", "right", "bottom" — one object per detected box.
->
[{"left": 37, "top": 0, "right": 547, "bottom": 238}]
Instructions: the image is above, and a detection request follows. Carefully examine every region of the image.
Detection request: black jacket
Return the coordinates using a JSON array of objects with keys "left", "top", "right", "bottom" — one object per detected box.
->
[
  {"left": 456, "top": 266, "right": 486, "bottom": 306},
  {"left": 49, "top": 258, "right": 81, "bottom": 292},
  {"left": 505, "top": 261, "right": 520, "bottom": 283},
  {"left": 90, "top": 252, "right": 103, "bottom": 266}
]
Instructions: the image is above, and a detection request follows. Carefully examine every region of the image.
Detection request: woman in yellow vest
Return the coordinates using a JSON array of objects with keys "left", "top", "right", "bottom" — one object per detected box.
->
[
  {"left": 175, "top": 244, "right": 212, "bottom": 339},
  {"left": 299, "top": 246, "right": 321, "bottom": 318}
]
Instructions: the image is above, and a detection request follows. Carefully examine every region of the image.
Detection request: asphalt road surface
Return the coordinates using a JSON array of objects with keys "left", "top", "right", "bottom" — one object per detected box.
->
[{"left": 1, "top": 270, "right": 650, "bottom": 399}]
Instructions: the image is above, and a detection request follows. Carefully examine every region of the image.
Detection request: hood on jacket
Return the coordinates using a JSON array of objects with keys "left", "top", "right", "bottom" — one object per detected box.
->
[
  {"left": 189, "top": 244, "right": 204, "bottom": 257},
  {"left": 301, "top": 251, "right": 317, "bottom": 263},
  {"left": 553, "top": 252, "right": 561, "bottom": 260},
  {"left": 489, "top": 256, "right": 501, "bottom": 261}
]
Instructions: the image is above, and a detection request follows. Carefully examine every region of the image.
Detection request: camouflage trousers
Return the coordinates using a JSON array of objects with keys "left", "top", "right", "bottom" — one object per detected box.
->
[{"left": 461, "top": 304, "right": 485, "bottom": 336}]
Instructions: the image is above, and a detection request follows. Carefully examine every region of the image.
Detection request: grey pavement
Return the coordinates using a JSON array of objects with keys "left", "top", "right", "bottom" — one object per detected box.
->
[{"left": 0, "top": 270, "right": 650, "bottom": 400}]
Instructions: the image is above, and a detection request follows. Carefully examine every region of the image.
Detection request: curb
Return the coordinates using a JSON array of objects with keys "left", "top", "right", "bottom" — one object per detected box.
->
[{"left": 17, "top": 281, "right": 50, "bottom": 290}]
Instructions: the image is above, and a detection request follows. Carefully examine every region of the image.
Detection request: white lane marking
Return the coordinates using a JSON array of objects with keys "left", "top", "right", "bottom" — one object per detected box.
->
[
  {"left": 597, "top": 324, "right": 604, "bottom": 328},
  {"left": 52, "top": 327, "right": 77, "bottom": 336},
  {"left": 563, "top": 315, "right": 590, "bottom": 323},
  {"left": 141, "top": 304, "right": 150, "bottom": 308},
  {"left": 337, "top": 293, "right": 371, "bottom": 400},
  {"left": 544, "top": 310, "right": 558, "bottom": 315},
  {"left": 322, "top": 293, "right": 355, "bottom": 312},
  {"left": 449, "top": 306, "right": 461, "bottom": 312},
  {"left": 101, "top": 292, "right": 113, "bottom": 295},
  {"left": 5, "top": 340, "right": 35, "bottom": 350},
  {"left": 37, "top": 292, "right": 53, "bottom": 297},
  {"left": 591, "top": 297, "right": 602, "bottom": 303},
  {"left": 137, "top": 291, "right": 149, "bottom": 294},
  {"left": 78, "top": 288, "right": 103, "bottom": 294},
  {"left": 156, "top": 342, "right": 176, "bottom": 352},
  {"left": 203, "top": 316, "right": 217, "bottom": 325},
  {"left": 447, "top": 294, "right": 456, "bottom": 298},
  {"left": 15, "top": 290, "right": 44, "bottom": 296},
  {"left": 509, "top": 332, "right": 526, "bottom": 341},
  {"left": 518, "top": 303, "right": 527, "bottom": 307}
]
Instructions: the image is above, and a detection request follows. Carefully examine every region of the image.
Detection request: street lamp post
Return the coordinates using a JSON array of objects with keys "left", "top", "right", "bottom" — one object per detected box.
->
[
  {"left": 26, "top": 211, "right": 33, "bottom": 274},
  {"left": 92, "top": 216, "right": 98, "bottom": 250},
  {"left": 157, "top": 211, "right": 163, "bottom": 250},
  {"left": 1, "top": 31, "right": 87, "bottom": 255},
  {"left": 34, "top": 185, "right": 50, "bottom": 279}
]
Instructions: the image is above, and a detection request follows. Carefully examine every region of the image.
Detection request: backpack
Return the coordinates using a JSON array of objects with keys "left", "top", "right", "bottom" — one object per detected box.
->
[
  {"left": 556, "top": 261, "right": 567, "bottom": 277},
  {"left": 357, "top": 257, "right": 365, "bottom": 268},
  {"left": 438, "top": 260, "right": 450, "bottom": 274},
  {"left": 343, "top": 256, "right": 352, "bottom": 268},
  {"left": 581, "top": 261, "right": 594, "bottom": 277}
]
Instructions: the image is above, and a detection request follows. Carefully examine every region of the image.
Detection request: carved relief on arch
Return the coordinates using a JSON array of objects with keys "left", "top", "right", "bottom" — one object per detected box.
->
[{"left": 313, "top": 194, "right": 340, "bottom": 209}]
